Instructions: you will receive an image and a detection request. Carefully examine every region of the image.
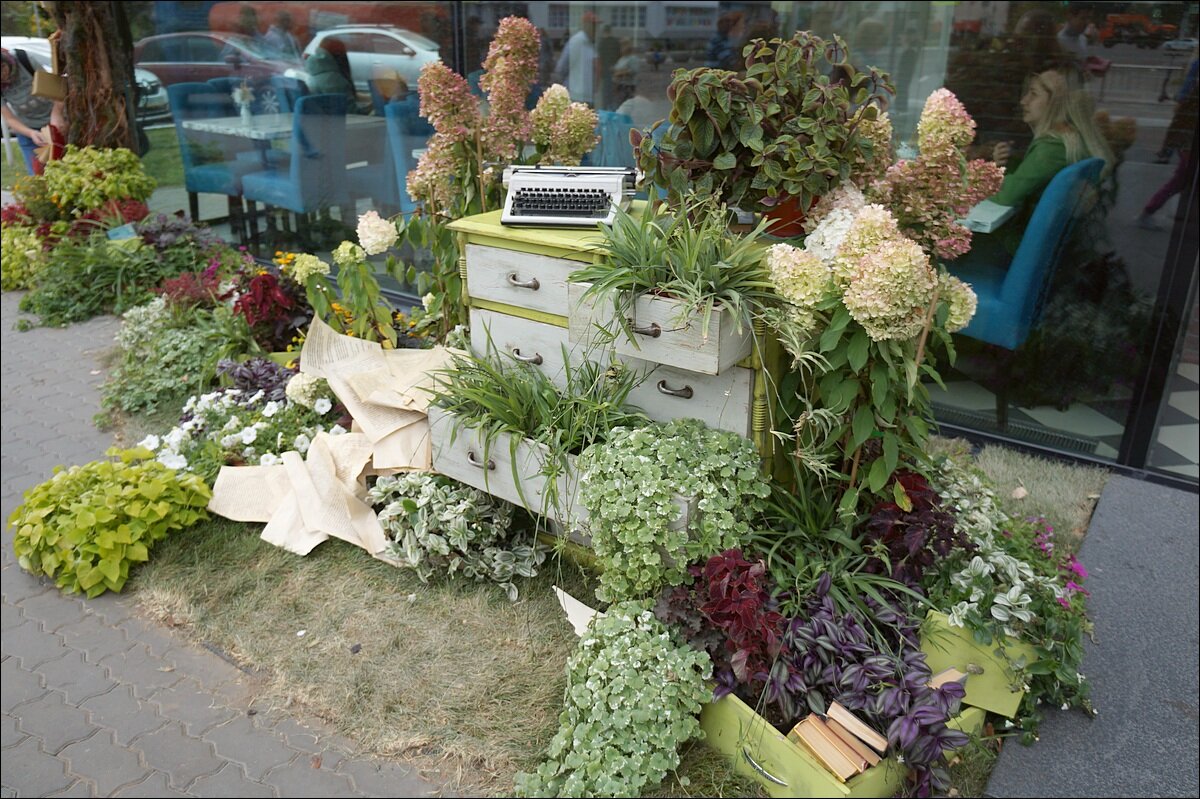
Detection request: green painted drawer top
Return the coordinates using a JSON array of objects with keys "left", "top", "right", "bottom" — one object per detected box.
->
[
  {"left": 920, "top": 610, "right": 1036, "bottom": 718},
  {"left": 447, "top": 201, "right": 652, "bottom": 255}
]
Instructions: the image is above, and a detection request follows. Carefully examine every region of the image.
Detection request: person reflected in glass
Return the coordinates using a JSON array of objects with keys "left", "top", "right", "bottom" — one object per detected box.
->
[
  {"left": 307, "top": 40, "right": 356, "bottom": 107},
  {"left": 706, "top": 12, "right": 746, "bottom": 71},
  {"left": 1138, "top": 48, "right": 1198, "bottom": 230},
  {"left": 980, "top": 63, "right": 1114, "bottom": 259},
  {"left": 263, "top": 10, "right": 300, "bottom": 61},
  {"left": 596, "top": 24, "right": 621, "bottom": 109},
  {"left": 553, "top": 11, "right": 599, "bottom": 106}
]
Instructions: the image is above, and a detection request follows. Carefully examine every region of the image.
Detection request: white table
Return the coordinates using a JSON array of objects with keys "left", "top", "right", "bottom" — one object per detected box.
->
[{"left": 181, "top": 113, "right": 385, "bottom": 141}]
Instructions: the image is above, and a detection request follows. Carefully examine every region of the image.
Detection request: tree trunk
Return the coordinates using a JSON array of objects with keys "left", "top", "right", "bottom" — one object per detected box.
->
[{"left": 46, "top": 1, "right": 136, "bottom": 150}]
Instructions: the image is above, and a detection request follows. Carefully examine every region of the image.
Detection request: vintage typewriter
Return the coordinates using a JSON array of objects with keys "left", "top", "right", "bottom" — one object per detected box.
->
[{"left": 500, "top": 165, "right": 639, "bottom": 228}]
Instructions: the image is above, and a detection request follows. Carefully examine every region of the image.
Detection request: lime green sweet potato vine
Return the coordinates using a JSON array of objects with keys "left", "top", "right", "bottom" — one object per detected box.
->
[{"left": 10, "top": 447, "right": 212, "bottom": 597}]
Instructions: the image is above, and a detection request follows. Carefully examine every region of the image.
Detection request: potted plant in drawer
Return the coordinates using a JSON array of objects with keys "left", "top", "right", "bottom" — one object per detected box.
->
[
  {"left": 656, "top": 555, "right": 972, "bottom": 798},
  {"left": 568, "top": 195, "right": 777, "bottom": 375},
  {"left": 633, "top": 31, "right": 894, "bottom": 238},
  {"left": 426, "top": 344, "right": 647, "bottom": 525},
  {"left": 922, "top": 456, "right": 1095, "bottom": 740}
]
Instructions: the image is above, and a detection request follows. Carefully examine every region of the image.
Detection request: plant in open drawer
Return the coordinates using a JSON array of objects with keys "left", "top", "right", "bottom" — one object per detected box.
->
[
  {"left": 924, "top": 456, "right": 1094, "bottom": 742},
  {"left": 576, "top": 418, "right": 771, "bottom": 603},
  {"left": 570, "top": 194, "right": 776, "bottom": 353},
  {"left": 428, "top": 344, "right": 647, "bottom": 519},
  {"left": 657, "top": 554, "right": 969, "bottom": 797}
]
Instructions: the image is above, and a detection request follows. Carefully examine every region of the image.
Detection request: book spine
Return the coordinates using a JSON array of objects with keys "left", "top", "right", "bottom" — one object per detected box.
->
[
  {"left": 810, "top": 715, "right": 868, "bottom": 773},
  {"left": 828, "top": 701, "right": 889, "bottom": 753},
  {"left": 789, "top": 717, "right": 860, "bottom": 782}
]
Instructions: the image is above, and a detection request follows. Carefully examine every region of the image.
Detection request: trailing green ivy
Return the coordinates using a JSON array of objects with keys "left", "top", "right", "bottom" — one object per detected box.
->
[
  {"left": 577, "top": 419, "right": 771, "bottom": 603},
  {"left": 9, "top": 447, "right": 212, "bottom": 597},
  {"left": 514, "top": 601, "right": 712, "bottom": 798}
]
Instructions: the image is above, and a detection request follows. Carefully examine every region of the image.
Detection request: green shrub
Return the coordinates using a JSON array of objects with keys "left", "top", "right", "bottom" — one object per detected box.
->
[
  {"left": 1, "top": 224, "right": 48, "bottom": 291},
  {"left": 576, "top": 418, "right": 771, "bottom": 602},
  {"left": 9, "top": 447, "right": 212, "bottom": 597},
  {"left": 101, "top": 298, "right": 261, "bottom": 415},
  {"left": 514, "top": 601, "right": 712, "bottom": 798}
]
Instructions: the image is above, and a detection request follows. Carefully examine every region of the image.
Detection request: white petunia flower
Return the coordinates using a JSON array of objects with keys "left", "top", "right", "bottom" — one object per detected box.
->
[
  {"left": 329, "top": 424, "right": 347, "bottom": 435},
  {"left": 157, "top": 451, "right": 188, "bottom": 470},
  {"left": 293, "top": 433, "right": 311, "bottom": 454},
  {"left": 259, "top": 452, "right": 281, "bottom": 466},
  {"left": 261, "top": 401, "right": 281, "bottom": 418},
  {"left": 138, "top": 434, "right": 161, "bottom": 450},
  {"left": 240, "top": 426, "right": 259, "bottom": 445},
  {"left": 313, "top": 398, "right": 333, "bottom": 415}
]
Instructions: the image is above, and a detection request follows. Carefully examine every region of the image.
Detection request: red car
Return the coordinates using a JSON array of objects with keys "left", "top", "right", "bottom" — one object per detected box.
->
[{"left": 134, "top": 31, "right": 307, "bottom": 112}]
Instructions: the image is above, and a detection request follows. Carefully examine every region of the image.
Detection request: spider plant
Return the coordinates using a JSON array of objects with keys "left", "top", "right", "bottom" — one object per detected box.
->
[
  {"left": 571, "top": 194, "right": 778, "bottom": 346},
  {"left": 427, "top": 337, "right": 648, "bottom": 520}
]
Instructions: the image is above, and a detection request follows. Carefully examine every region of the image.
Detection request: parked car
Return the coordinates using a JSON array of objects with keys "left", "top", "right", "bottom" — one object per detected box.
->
[
  {"left": 300, "top": 25, "right": 440, "bottom": 97},
  {"left": 2, "top": 35, "right": 170, "bottom": 123},
  {"left": 1161, "top": 37, "right": 1199, "bottom": 53},
  {"left": 133, "top": 31, "right": 308, "bottom": 113}
]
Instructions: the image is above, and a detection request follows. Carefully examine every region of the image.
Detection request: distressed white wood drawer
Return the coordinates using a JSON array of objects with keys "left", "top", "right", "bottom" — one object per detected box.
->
[
  {"left": 428, "top": 406, "right": 582, "bottom": 523},
  {"left": 465, "top": 244, "right": 580, "bottom": 317},
  {"left": 622, "top": 357, "right": 754, "bottom": 438},
  {"left": 470, "top": 307, "right": 611, "bottom": 390},
  {"left": 567, "top": 282, "right": 752, "bottom": 375}
]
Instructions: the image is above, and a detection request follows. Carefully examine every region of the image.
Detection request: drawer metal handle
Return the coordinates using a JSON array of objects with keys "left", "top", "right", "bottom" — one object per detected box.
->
[
  {"left": 628, "top": 320, "right": 662, "bottom": 338},
  {"left": 506, "top": 273, "right": 540, "bottom": 290},
  {"left": 741, "top": 747, "right": 787, "bottom": 786},
  {"left": 466, "top": 450, "right": 495, "bottom": 470},
  {"left": 657, "top": 379, "right": 694, "bottom": 399},
  {"left": 511, "top": 348, "right": 544, "bottom": 365}
]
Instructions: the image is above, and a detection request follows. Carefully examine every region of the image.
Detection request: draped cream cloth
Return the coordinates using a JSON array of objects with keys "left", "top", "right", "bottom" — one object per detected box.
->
[{"left": 207, "top": 316, "right": 459, "bottom": 557}]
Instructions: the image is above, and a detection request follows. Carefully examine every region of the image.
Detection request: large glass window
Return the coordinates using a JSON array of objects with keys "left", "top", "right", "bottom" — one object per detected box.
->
[{"left": 104, "top": 0, "right": 1198, "bottom": 481}]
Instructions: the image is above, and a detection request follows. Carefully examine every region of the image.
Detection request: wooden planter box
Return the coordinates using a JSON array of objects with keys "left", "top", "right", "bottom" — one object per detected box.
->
[
  {"left": 567, "top": 282, "right": 752, "bottom": 375},
  {"left": 919, "top": 610, "right": 1037, "bottom": 718}
]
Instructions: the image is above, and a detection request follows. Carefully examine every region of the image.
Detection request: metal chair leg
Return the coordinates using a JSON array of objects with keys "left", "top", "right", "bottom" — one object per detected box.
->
[{"left": 188, "top": 191, "right": 200, "bottom": 224}]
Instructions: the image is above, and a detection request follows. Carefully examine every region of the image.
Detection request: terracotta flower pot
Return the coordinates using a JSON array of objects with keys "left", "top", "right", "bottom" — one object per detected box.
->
[{"left": 762, "top": 195, "right": 812, "bottom": 238}]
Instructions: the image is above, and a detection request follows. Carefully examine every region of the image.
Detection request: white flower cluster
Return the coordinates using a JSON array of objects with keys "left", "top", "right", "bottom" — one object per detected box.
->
[
  {"left": 287, "top": 253, "right": 330, "bottom": 283},
  {"left": 356, "top": 210, "right": 398, "bottom": 256},
  {"left": 938, "top": 271, "right": 978, "bottom": 334},
  {"left": 140, "top": 386, "right": 342, "bottom": 475},
  {"left": 332, "top": 240, "right": 367, "bottom": 268},
  {"left": 284, "top": 372, "right": 330, "bottom": 410}
]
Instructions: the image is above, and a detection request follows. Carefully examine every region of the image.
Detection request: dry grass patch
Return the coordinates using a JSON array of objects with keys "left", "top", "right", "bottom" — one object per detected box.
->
[{"left": 131, "top": 516, "right": 733, "bottom": 795}]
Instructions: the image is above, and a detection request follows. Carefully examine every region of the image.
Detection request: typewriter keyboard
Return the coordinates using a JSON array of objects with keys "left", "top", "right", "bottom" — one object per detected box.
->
[{"left": 510, "top": 187, "right": 613, "bottom": 218}]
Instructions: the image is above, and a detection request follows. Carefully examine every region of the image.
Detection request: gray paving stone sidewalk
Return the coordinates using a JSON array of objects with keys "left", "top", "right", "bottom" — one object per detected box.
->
[{"left": 1, "top": 291, "right": 447, "bottom": 798}]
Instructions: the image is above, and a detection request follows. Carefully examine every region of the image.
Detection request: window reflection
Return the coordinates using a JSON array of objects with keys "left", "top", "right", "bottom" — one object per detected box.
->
[{"left": 109, "top": 0, "right": 1196, "bottom": 478}]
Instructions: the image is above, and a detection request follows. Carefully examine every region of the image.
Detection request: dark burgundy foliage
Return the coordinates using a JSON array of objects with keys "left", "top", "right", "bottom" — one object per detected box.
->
[
  {"left": 156, "top": 270, "right": 224, "bottom": 310},
  {"left": 214, "top": 357, "right": 295, "bottom": 404},
  {"left": 860, "top": 471, "right": 974, "bottom": 589},
  {"left": 232, "top": 270, "right": 311, "bottom": 352},
  {"left": 1, "top": 203, "right": 33, "bottom": 226}
]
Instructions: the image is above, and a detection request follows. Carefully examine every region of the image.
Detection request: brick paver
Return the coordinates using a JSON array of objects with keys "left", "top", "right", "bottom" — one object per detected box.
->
[{"left": 1, "top": 291, "right": 447, "bottom": 797}]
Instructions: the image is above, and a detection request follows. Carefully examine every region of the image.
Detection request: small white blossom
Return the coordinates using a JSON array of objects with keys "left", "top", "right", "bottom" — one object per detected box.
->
[
  {"left": 138, "top": 434, "right": 160, "bottom": 450},
  {"left": 313, "top": 398, "right": 333, "bottom": 415},
  {"left": 157, "top": 451, "right": 188, "bottom": 470},
  {"left": 261, "top": 401, "right": 281, "bottom": 418},
  {"left": 329, "top": 424, "right": 347, "bottom": 435},
  {"left": 240, "top": 426, "right": 259, "bottom": 445},
  {"left": 259, "top": 452, "right": 281, "bottom": 466}
]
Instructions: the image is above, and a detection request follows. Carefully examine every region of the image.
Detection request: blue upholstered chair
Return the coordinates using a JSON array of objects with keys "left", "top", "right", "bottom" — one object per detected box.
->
[
  {"left": 948, "top": 157, "right": 1105, "bottom": 424},
  {"left": 240, "top": 93, "right": 351, "bottom": 250},
  {"left": 167, "top": 83, "right": 256, "bottom": 240},
  {"left": 347, "top": 99, "right": 428, "bottom": 217}
]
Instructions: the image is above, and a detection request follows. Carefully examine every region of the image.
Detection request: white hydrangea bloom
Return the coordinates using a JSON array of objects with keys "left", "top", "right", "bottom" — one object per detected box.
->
[{"left": 357, "top": 210, "right": 398, "bottom": 255}]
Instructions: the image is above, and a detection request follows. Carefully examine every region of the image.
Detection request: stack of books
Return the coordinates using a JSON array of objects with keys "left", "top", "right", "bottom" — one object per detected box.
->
[{"left": 787, "top": 702, "right": 889, "bottom": 783}]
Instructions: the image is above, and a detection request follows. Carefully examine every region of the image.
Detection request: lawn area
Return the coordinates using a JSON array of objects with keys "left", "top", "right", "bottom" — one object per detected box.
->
[{"left": 1, "top": 125, "right": 181, "bottom": 192}]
